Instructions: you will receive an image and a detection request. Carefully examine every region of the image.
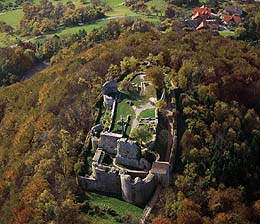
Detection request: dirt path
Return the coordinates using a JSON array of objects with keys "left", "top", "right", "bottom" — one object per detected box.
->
[{"left": 131, "top": 102, "right": 155, "bottom": 130}]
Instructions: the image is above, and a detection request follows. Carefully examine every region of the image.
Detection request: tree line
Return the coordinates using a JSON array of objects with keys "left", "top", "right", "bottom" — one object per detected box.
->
[{"left": 19, "top": 0, "right": 105, "bottom": 36}]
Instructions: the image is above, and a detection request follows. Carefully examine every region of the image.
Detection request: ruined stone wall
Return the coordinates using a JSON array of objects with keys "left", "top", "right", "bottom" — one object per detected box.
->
[
  {"left": 115, "top": 138, "right": 151, "bottom": 170},
  {"left": 99, "top": 132, "right": 122, "bottom": 154},
  {"left": 102, "top": 80, "right": 118, "bottom": 95},
  {"left": 79, "top": 164, "right": 121, "bottom": 194},
  {"left": 115, "top": 156, "right": 151, "bottom": 170},
  {"left": 120, "top": 173, "right": 155, "bottom": 206},
  {"left": 103, "top": 95, "right": 115, "bottom": 110}
]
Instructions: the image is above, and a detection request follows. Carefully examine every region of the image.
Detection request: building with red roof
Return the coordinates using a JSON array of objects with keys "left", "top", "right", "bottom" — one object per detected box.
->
[
  {"left": 192, "top": 5, "right": 212, "bottom": 20},
  {"left": 223, "top": 14, "right": 241, "bottom": 24}
]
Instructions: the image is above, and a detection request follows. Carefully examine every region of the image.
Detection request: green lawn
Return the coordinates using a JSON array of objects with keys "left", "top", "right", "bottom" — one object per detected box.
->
[
  {"left": 48, "top": 19, "right": 110, "bottom": 36},
  {"left": 0, "top": 9, "right": 23, "bottom": 27},
  {"left": 85, "top": 192, "right": 143, "bottom": 223},
  {"left": 219, "top": 31, "right": 235, "bottom": 38},
  {"left": 102, "top": 0, "right": 136, "bottom": 16},
  {"left": 113, "top": 97, "right": 136, "bottom": 134},
  {"left": 138, "top": 108, "right": 156, "bottom": 121},
  {"left": 0, "top": 0, "right": 85, "bottom": 28}
]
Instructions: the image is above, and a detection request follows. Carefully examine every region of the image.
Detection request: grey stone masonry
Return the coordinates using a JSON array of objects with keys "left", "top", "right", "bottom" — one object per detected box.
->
[
  {"left": 115, "top": 138, "right": 151, "bottom": 170},
  {"left": 120, "top": 173, "right": 156, "bottom": 206},
  {"left": 151, "top": 161, "right": 170, "bottom": 187},
  {"left": 102, "top": 79, "right": 118, "bottom": 95},
  {"left": 99, "top": 131, "right": 122, "bottom": 154}
]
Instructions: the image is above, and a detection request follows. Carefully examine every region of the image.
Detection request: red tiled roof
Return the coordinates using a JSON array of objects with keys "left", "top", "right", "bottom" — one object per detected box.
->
[
  {"left": 223, "top": 14, "right": 241, "bottom": 24},
  {"left": 192, "top": 11, "right": 200, "bottom": 20},
  {"left": 223, "top": 14, "right": 233, "bottom": 22},
  {"left": 192, "top": 6, "right": 211, "bottom": 20},
  {"left": 233, "top": 15, "right": 241, "bottom": 23}
]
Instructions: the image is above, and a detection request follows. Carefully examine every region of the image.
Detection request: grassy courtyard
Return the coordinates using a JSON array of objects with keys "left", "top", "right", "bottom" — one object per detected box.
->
[
  {"left": 113, "top": 97, "right": 136, "bottom": 135},
  {"left": 138, "top": 108, "right": 156, "bottom": 121},
  {"left": 84, "top": 192, "right": 143, "bottom": 224}
]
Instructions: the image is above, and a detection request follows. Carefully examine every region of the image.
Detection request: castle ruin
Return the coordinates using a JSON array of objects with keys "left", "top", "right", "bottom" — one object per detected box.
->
[{"left": 79, "top": 74, "right": 173, "bottom": 206}]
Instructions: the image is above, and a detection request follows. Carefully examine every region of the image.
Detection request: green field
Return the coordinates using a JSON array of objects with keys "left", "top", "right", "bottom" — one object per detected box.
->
[
  {"left": 0, "top": 9, "right": 23, "bottom": 27},
  {"left": 107, "top": 0, "right": 135, "bottom": 16},
  {"left": 37, "top": 19, "right": 111, "bottom": 41},
  {"left": 219, "top": 31, "right": 235, "bottom": 37},
  {"left": 84, "top": 192, "right": 143, "bottom": 224},
  {"left": 0, "top": 0, "right": 83, "bottom": 27}
]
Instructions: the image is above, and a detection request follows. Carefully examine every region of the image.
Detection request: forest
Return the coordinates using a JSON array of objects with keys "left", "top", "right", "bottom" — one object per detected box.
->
[{"left": 0, "top": 14, "right": 259, "bottom": 224}]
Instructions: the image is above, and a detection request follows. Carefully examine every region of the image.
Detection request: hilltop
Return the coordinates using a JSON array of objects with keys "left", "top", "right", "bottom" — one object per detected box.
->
[{"left": 0, "top": 27, "right": 259, "bottom": 223}]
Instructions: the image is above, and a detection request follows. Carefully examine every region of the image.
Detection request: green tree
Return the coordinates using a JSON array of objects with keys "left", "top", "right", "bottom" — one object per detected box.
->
[{"left": 130, "top": 125, "right": 153, "bottom": 144}]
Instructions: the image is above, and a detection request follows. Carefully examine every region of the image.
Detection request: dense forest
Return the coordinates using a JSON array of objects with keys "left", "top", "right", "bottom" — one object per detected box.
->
[
  {"left": 151, "top": 31, "right": 260, "bottom": 224},
  {"left": 0, "top": 16, "right": 259, "bottom": 224}
]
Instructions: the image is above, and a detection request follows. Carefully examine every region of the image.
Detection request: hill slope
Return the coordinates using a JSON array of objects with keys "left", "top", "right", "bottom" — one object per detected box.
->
[{"left": 0, "top": 29, "right": 259, "bottom": 223}]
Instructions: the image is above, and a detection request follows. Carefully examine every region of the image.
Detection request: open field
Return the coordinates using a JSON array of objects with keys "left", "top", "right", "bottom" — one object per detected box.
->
[
  {"left": 0, "top": 9, "right": 23, "bottom": 27},
  {"left": 0, "top": 0, "right": 84, "bottom": 27}
]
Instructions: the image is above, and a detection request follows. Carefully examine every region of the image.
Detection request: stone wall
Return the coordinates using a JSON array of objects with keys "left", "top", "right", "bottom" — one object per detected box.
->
[
  {"left": 115, "top": 138, "right": 151, "bottom": 170},
  {"left": 151, "top": 161, "right": 170, "bottom": 187},
  {"left": 99, "top": 132, "right": 122, "bottom": 154},
  {"left": 120, "top": 173, "right": 155, "bottom": 206},
  {"left": 102, "top": 79, "right": 118, "bottom": 95},
  {"left": 103, "top": 95, "right": 115, "bottom": 110},
  {"left": 79, "top": 163, "right": 121, "bottom": 194},
  {"left": 116, "top": 156, "right": 151, "bottom": 170},
  {"left": 117, "top": 138, "right": 140, "bottom": 158}
]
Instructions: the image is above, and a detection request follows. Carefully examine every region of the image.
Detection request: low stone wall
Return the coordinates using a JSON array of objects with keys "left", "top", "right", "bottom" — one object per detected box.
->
[{"left": 120, "top": 173, "right": 155, "bottom": 206}]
